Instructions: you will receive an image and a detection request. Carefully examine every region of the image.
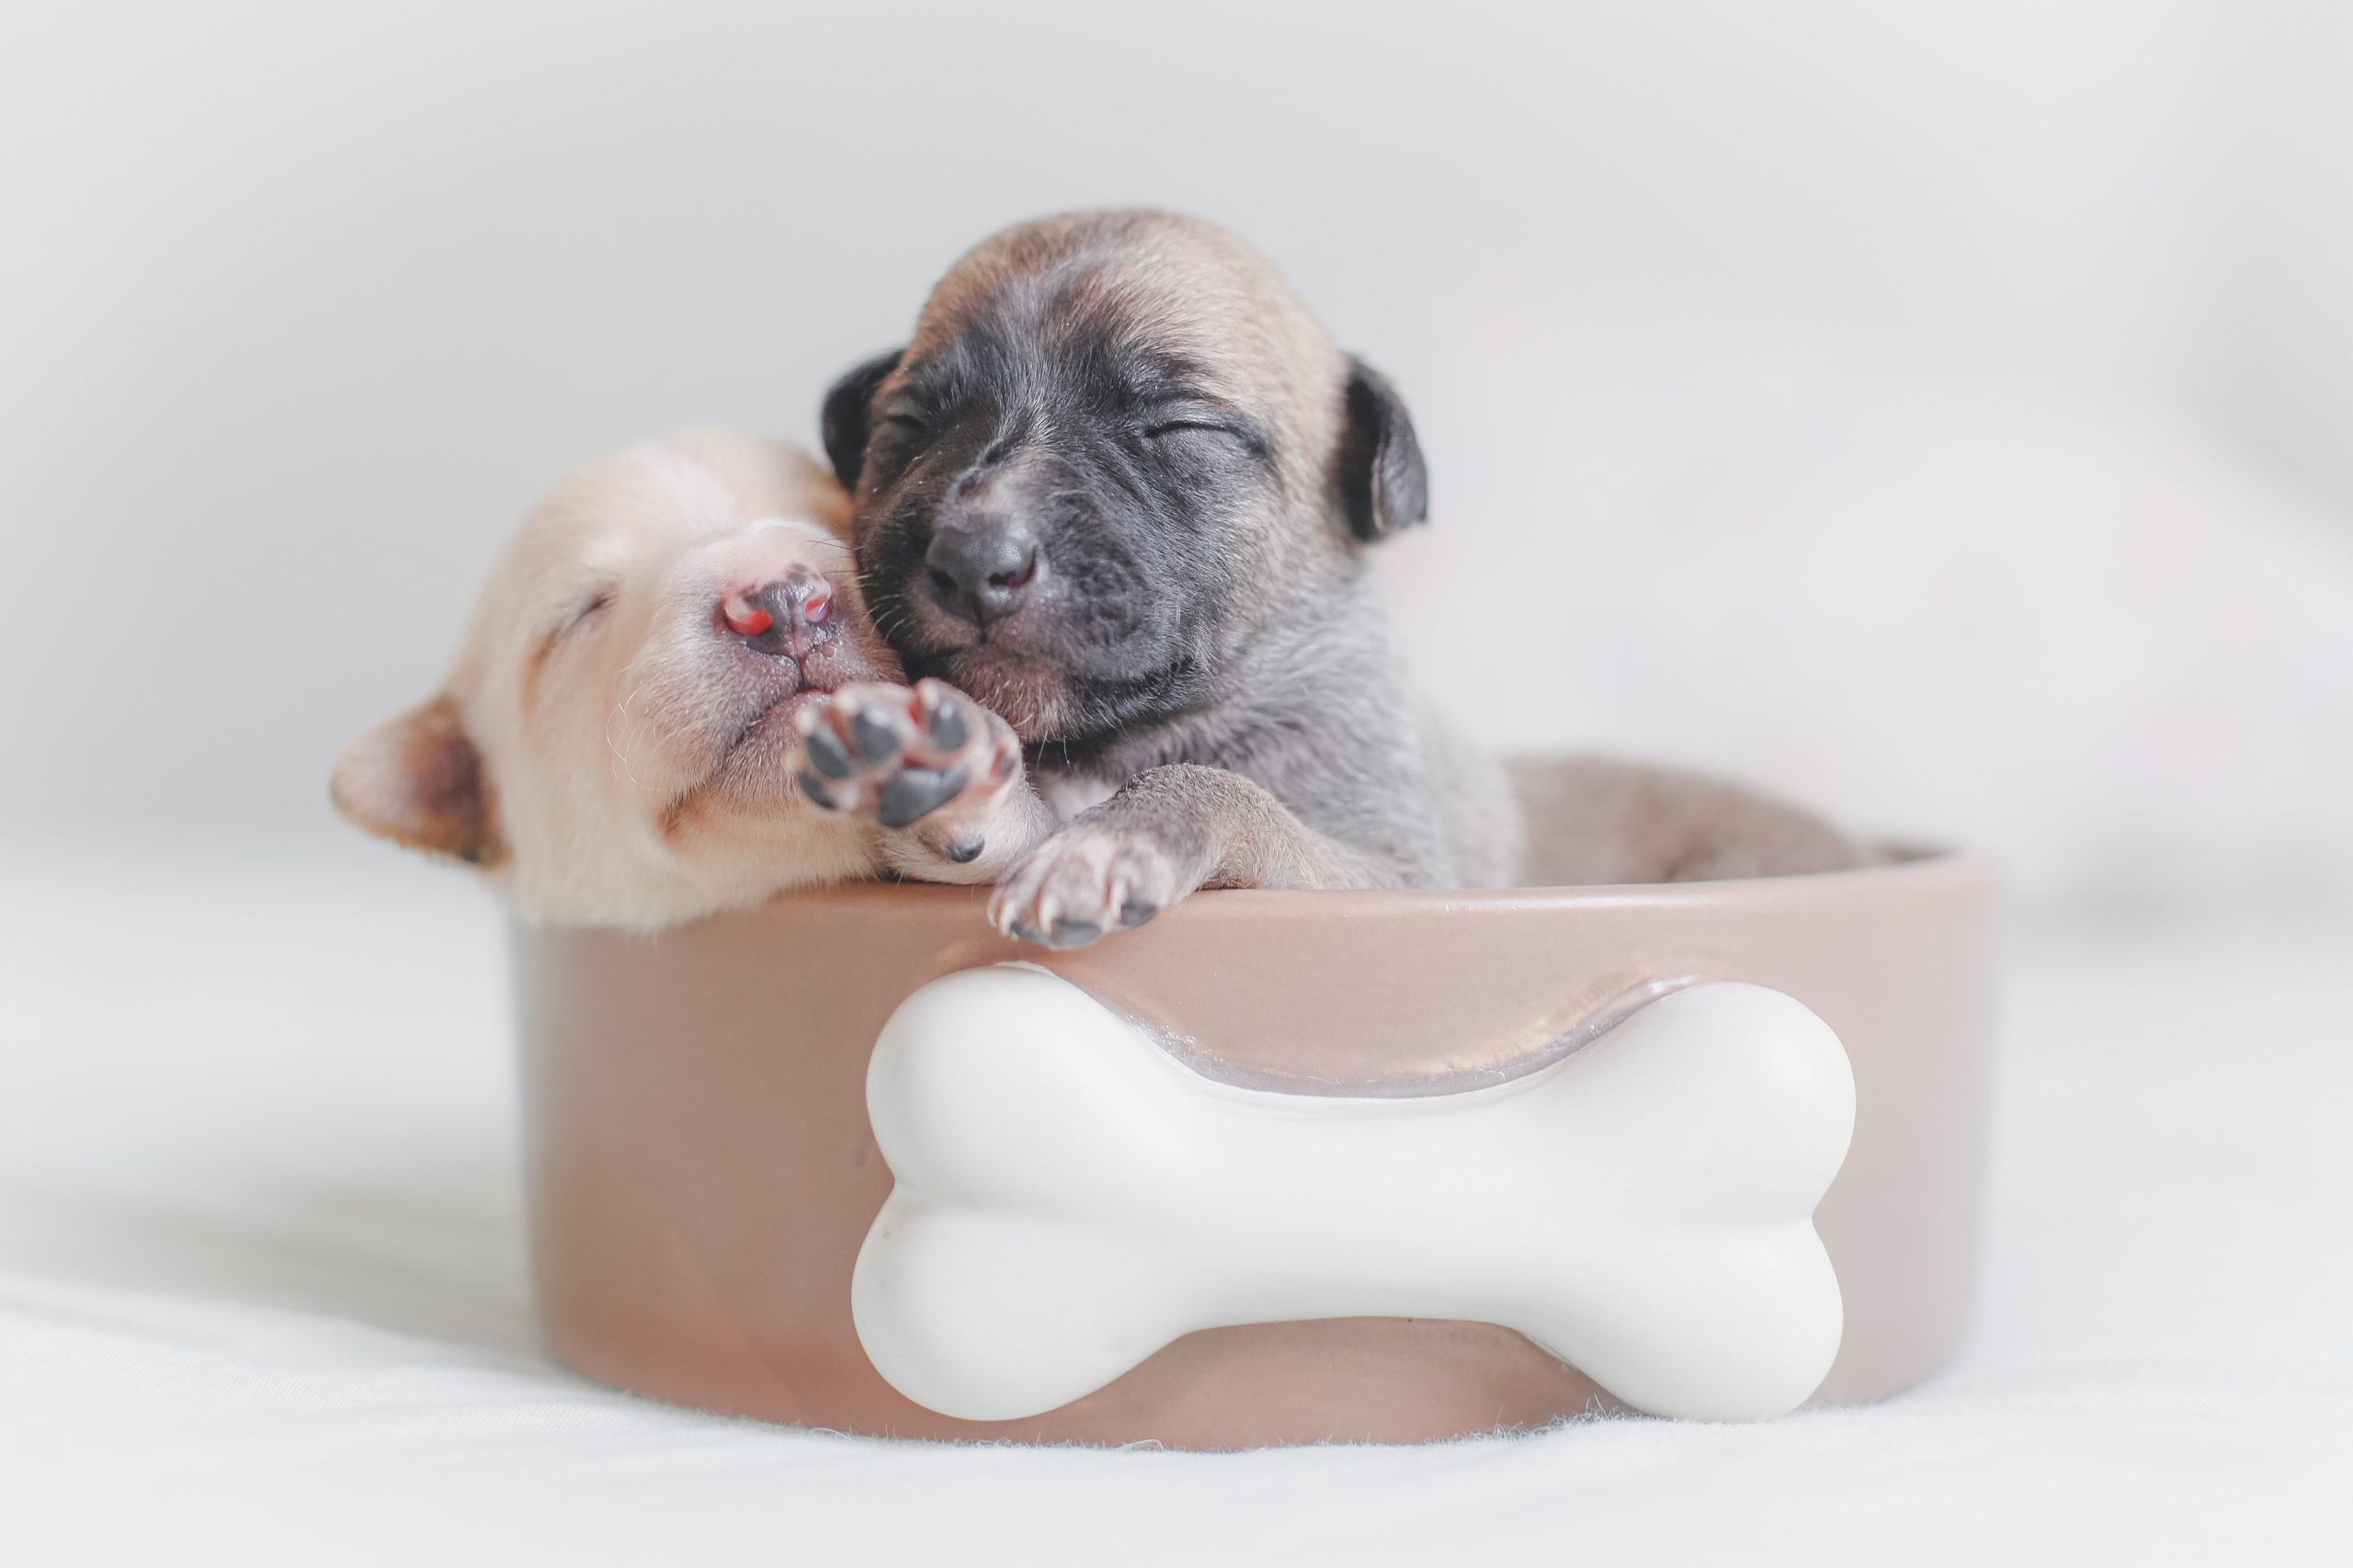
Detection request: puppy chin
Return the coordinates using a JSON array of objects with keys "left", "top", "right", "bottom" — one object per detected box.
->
[
  {"left": 702, "top": 688, "right": 837, "bottom": 803},
  {"left": 939, "top": 644, "right": 1071, "bottom": 742}
]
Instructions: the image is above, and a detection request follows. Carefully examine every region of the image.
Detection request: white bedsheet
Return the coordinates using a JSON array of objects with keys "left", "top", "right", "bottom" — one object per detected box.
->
[{"left": 2, "top": 839, "right": 2346, "bottom": 1566}]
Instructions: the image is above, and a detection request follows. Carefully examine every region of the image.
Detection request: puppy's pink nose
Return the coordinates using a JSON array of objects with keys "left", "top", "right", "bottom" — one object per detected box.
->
[{"left": 722, "top": 565, "right": 835, "bottom": 659}]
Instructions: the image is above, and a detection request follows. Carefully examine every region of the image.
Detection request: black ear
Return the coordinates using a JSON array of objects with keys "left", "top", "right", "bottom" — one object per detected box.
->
[
  {"left": 1334, "top": 357, "right": 1428, "bottom": 543},
  {"left": 821, "top": 347, "right": 904, "bottom": 492}
]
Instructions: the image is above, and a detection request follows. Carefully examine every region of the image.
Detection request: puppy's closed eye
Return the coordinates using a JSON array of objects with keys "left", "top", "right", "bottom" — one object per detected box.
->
[
  {"left": 866, "top": 407, "right": 938, "bottom": 487},
  {"left": 875, "top": 392, "right": 935, "bottom": 436},
  {"left": 871, "top": 403, "right": 935, "bottom": 464},
  {"left": 1138, "top": 415, "right": 1267, "bottom": 461},
  {"left": 528, "top": 585, "right": 618, "bottom": 676},
  {"left": 554, "top": 585, "right": 617, "bottom": 637}
]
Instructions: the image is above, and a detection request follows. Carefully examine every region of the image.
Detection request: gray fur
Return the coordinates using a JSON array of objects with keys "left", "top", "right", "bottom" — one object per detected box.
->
[{"left": 813, "top": 210, "right": 1865, "bottom": 944}]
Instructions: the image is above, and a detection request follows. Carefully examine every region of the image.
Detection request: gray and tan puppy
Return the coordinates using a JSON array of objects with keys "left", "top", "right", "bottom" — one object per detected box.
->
[{"left": 799, "top": 210, "right": 1863, "bottom": 946}]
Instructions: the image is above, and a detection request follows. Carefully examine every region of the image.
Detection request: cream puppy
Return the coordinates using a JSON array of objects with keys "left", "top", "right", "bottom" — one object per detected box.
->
[{"left": 333, "top": 431, "right": 1018, "bottom": 927}]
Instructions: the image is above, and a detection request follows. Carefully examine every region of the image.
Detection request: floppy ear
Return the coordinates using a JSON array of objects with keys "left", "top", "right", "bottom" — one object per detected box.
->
[
  {"left": 821, "top": 347, "right": 905, "bottom": 493},
  {"left": 1334, "top": 357, "right": 1428, "bottom": 543},
  {"left": 329, "top": 694, "right": 504, "bottom": 868}
]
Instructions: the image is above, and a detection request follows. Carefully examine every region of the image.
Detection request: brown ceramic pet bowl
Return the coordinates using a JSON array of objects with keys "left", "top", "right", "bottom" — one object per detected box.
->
[{"left": 512, "top": 851, "right": 1996, "bottom": 1449}]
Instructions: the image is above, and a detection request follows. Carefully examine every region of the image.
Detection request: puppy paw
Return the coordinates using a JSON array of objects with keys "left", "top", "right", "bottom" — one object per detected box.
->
[
  {"left": 988, "top": 824, "right": 1188, "bottom": 949},
  {"left": 790, "top": 679, "right": 1017, "bottom": 844}
]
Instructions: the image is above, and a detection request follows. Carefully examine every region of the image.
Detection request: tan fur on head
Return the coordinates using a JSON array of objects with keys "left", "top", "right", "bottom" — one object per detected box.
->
[
  {"left": 330, "top": 432, "right": 900, "bottom": 929},
  {"left": 824, "top": 210, "right": 1432, "bottom": 756},
  {"left": 908, "top": 210, "right": 1349, "bottom": 513}
]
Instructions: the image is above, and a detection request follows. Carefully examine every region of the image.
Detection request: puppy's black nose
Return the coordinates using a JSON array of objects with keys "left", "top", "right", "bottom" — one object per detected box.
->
[
  {"left": 925, "top": 522, "right": 1040, "bottom": 626},
  {"left": 722, "top": 565, "right": 835, "bottom": 658}
]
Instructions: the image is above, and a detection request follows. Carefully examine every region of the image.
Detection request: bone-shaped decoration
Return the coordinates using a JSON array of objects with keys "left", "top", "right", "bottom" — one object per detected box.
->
[{"left": 851, "top": 965, "right": 1855, "bottom": 1424}]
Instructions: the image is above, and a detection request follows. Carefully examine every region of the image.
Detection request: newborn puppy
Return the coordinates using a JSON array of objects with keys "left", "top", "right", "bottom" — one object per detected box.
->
[
  {"left": 809, "top": 210, "right": 1518, "bottom": 947},
  {"left": 808, "top": 210, "right": 1867, "bottom": 946},
  {"left": 331, "top": 431, "right": 1015, "bottom": 928}
]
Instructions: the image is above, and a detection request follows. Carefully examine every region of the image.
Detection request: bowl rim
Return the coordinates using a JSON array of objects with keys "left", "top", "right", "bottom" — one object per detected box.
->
[{"left": 674, "top": 844, "right": 1996, "bottom": 925}]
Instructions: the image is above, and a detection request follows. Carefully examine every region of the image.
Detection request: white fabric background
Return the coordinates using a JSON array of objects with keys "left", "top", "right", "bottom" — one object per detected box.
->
[
  {"left": 6, "top": 3, "right": 2351, "bottom": 1560},
  {"left": 3, "top": 844, "right": 2346, "bottom": 1564}
]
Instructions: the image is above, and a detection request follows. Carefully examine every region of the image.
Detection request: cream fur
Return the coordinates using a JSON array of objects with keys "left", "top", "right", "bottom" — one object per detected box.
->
[{"left": 333, "top": 431, "right": 899, "bottom": 928}]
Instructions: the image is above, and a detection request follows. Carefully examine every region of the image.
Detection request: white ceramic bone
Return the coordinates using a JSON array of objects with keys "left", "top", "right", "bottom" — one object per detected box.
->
[{"left": 851, "top": 966, "right": 1855, "bottom": 1424}]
